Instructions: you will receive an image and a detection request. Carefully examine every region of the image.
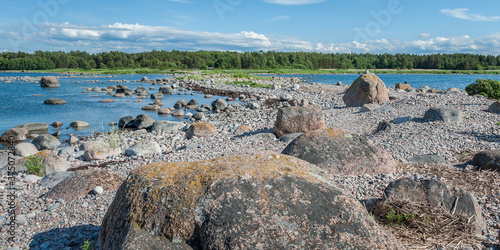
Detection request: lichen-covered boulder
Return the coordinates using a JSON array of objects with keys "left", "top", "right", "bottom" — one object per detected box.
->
[
  {"left": 272, "top": 105, "right": 326, "bottom": 138},
  {"left": 282, "top": 129, "right": 397, "bottom": 176},
  {"left": 488, "top": 101, "right": 500, "bottom": 114},
  {"left": 32, "top": 134, "right": 60, "bottom": 150},
  {"left": 343, "top": 73, "right": 389, "bottom": 107},
  {"left": 99, "top": 152, "right": 403, "bottom": 250},
  {"left": 1, "top": 128, "right": 28, "bottom": 142}
]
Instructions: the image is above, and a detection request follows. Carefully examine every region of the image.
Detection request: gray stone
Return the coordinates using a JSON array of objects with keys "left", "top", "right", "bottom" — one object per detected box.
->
[
  {"left": 151, "top": 121, "right": 185, "bottom": 134},
  {"left": 118, "top": 116, "right": 136, "bottom": 128},
  {"left": 193, "top": 112, "right": 205, "bottom": 121},
  {"left": 246, "top": 102, "right": 260, "bottom": 109},
  {"left": 488, "top": 101, "right": 500, "bottom": 114},
  {"left": 134, "top": 114, "right": 155, "bottom": 129},
  {"left": 359, "top": 104, "right": 380, "bottom": 113},
  {"left": 125, "top": 141, "right": 161, "bottom": 156},
  {"left": 159, "top": 85, "right": 174, "bottom": 94},
  {"left": 384, "top": 178, "right": 486, "bottom": 233},
  {"left": 172, "top": 110, "right": 184, "bottom": 117},
  {"left": 70, "top": 121, "right": 90, "bottom": 129},
  {"left": 94, "top": 186, "right": 104, "bottom": 195},
  {"left": 278, "top": 133, "right": 304, "bottom": 143},
  {"left": 14, "top": 123, "right": 48, "bottom": 133},
  {"left": 40, "top": 171, "right": 74, "bottom": 188},
  {"left": 24, "top": 174, "right": 42, "bottom": 183},
  {"left": 14, "top": 142, "right": 38, "bottom": 157},
  {"left": 375, "top": 120, "right": 392, "bottom": 133},
  {"left": 1, "top": 128, "right": 27, "bottom": 142},
  {"left": 423, "top": 107, "right": 462, "bottom": 122},
  {"left": 47, "top": 203, "right": 59, "bottom": 212},
  {"left": 151, "top": 93, "right": 164, "bottom": 99},
  {"left": 408, "top": 154, "right": 446, "bottom": 164},
  {"left": 57, "top": 147, "right": 77, "bottom": 158},
  {"left": 32, "top": 134, "right": 61, "bottom": 150},
  {"left": 174, "top": 99, "right": 188, "bottom": 109},
  {"left": 471, "top": 150, "right": 500, "bottom": 171},
  {"left": 212, "top": 98, "right": 228, "bottom": 110},
  {"left": 79, "top": 141, "right": 106, "bottom": 151},
  {"left": 392, "top": 116, "right": 413, "bottom": 124},
  {"left": 44, "top": 98, "right": 66, "bottom": 105}
]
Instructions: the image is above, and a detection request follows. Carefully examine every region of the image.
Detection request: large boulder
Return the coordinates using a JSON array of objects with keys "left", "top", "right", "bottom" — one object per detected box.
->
[
  {"left": 134, "top": 114, "right": 155, "bottom": 130},
  {"left": 471, "top": 150, "right": 500, "bottom": 171},
  {"left": 44, "top": 98, "right": 66, "bottom": 105},
  {"left": 1, "top": 128, "right": 28, "bottom": 142},
  {"left": 32, "top": 134, "right": 61, "bottom": 150},
  {"left": 343, "top": 72, "right": 389, "bottom": 107},
  {"left": 14, "top": 123, "right": 48, "bottom": 133},
  {"left": 272, "top": 105, "right": 326, "bottom": 138},
  {"left": 186, "top": 123, "right": 216, "bottom": 139},
  {"left": 124, "top": 141, "right": 161, "bottom": 156},
  {"left": 44, "top": 169, "right": 126, "bottom": 202},
  {"left": 282, "top": 129, "right": 397, "bottom": 176},
  {"left": 423, "top": 107, "right": 462, "bottom": 122},
  {"left": 14, "top": 142, "right": 39, "bottom": 157},
  {"left": 40, "top": 76, "right": 60, "bottom": 88},
  {"left": 174, "top": 99, "right": 188, "bottom": 109},
  {"left": 99, "top": 152, "right": 403, "bottom": 249},
  {"left": 151, "top": 121, "right": 185, "bottom": 134},
  {"left": 488, "top": 101, "right": 500, "bottom": 114},
  {"left": 384, "top": 177, "right": 486, "bottom": 233}
]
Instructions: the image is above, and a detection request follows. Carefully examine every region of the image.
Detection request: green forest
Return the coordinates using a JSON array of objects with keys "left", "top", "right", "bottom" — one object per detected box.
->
[{"left": 1, "top": 50, "right": 499, "bottom": 71}]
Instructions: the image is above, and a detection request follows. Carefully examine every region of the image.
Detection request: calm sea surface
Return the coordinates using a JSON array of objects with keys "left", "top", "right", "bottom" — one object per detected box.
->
[{"left": 1, "top": 72, "right": 500, "bottom": 149}]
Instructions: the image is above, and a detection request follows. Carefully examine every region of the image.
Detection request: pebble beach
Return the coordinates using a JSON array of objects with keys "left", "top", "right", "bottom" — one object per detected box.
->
[{"left": 1, "top": 73, "right": 500, "bottom": 249}]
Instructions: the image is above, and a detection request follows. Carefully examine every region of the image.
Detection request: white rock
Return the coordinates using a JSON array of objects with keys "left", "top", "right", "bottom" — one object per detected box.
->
[{"left": 94, "top": 186, "right": 104, "bottom": 195}]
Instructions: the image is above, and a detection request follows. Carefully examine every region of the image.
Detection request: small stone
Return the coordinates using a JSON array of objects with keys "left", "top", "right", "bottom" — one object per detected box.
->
[
  {"left": 94, "top": 186, "right": 104, "bottom": 195},
  {"left": 47, "top": 203, "right": 59, "bottom": 212}
]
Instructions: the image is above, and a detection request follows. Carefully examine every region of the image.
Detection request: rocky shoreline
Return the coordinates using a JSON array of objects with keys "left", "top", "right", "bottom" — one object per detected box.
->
[{"left": 1, "top": 73, "right": 500, "bottom": 249}]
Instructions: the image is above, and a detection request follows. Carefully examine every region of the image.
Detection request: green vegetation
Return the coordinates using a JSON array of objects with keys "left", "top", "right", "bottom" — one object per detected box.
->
[
  {"left": 2, "top": 50, "right": 500, "bottom": 72},
  {"left": 384, "top": 209, "right": 416, "bottom": 225},
  {"left": 497, "top": 121, "right": 500, "bottom": 126},
  {"left": 102, "top": 126, "right": 122, "bottom": 149},
  {"left": 80, "top": 239, "right": 94, "bottom": 250},
  {"left": 23, "top": 155, "right": 44, "bottom": 177},
  {"left": 465, "top": 79, "right": 500, "bottom": 99}
]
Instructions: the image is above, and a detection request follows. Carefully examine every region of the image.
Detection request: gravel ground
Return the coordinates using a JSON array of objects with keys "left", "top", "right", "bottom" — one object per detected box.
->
[{"left": 1, "top": 75, "right": 499, "bottom": 249}]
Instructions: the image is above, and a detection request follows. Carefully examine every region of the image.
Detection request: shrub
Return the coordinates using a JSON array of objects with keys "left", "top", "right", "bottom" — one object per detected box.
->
[
  {"left": 465, "top": 79, "right": 500, "bottom": 99},
  {"left": 23, "top": 155, "right": 44, "bottom": 177},
  {"left": 384, "top": 209, "right": 416, "bottom": 225},
  {"left": 80, "top": 239, "right": 94, "bottom": 250},
  {"left": 102, "top": 126, "right": 122, "bottom": 149}
]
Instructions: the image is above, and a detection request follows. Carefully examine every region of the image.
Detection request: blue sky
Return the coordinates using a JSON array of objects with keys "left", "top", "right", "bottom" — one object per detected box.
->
[{"left": 1, "top": 0, "right": 499, "bottom": 54}]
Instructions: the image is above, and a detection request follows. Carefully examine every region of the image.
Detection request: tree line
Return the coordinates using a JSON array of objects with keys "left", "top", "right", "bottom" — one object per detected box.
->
[{"left": 0, "top": 50, "right": 499, "bottom": 71}]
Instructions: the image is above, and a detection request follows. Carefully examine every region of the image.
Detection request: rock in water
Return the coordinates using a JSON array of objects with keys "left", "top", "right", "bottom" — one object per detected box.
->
[
  {"left": 272, "top": 105, "right": 325, "bottom": 138},
  {"left": 282, "top": 129, "right": 397, "bottom": 176},
  {"left": 343, "top": 72, "right": 389, "bottom": 107},
  {"left": 44, "top": 98, "right": 66, "bottom": 105},
  {"left": 99, "top": 151, "right": 403, "bottom": 249},
  {"left": 14, "top": 123, "right": 48, "bottom": 133},
  {"left": 135, "top": 114, "right": 155, "bottom": 129},
  {"left": 70, "top": 121, "right": 90, "bottom": 129},
  {"left": 40, "top": 76, "right": 60, "bottom": 88},
  {"left": 0, "top": 128, "right": 28, "bottom": 142}
]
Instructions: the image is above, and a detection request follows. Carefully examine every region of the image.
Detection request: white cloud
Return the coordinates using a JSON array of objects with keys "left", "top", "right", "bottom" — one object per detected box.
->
[
  {"left": 3, "top": 22, "right": 500, "bottom": 55},
  {"left": 440, "top": 8, "right": 500, "bottom": 21},
  {"left": 265, "top": 15, "right": 290, "bottom": 22},
  {"left": 264, "top": 0, "right": 326, "bottom": 5},
  {"left": 419, "top": 33, "right": 431, "bottom": 38}
]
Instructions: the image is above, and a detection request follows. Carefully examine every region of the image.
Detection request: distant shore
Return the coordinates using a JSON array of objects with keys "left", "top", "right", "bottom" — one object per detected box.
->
[{"left": 2, "top": 68, "right": 500, "bottom": 75}]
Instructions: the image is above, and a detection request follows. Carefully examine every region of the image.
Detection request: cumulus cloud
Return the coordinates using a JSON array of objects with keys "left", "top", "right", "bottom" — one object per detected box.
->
[
  {"left": 3, "top": 22, "right": 500, "bottom": 55},
  {"left": 264, "top": 0, "right": 327, "bottom": 5},
  {"left": 440, "top": 8, "right": 500, "bottom": 21},
  {"left": 419, "top": 33, "right": 432, "bottom": 38}
]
